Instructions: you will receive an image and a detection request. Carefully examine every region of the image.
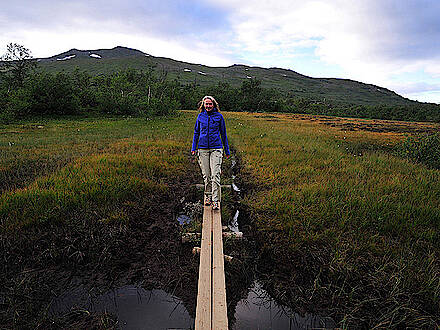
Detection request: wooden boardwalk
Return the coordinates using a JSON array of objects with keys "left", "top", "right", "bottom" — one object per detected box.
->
[{"left": 195, "top": 206, "right": 228, "bottom": 330}]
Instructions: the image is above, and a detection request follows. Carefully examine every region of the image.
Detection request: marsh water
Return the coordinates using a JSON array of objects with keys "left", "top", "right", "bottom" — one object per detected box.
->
[{"left": 50, "top": 281, "right": 334, "bottom": 329}]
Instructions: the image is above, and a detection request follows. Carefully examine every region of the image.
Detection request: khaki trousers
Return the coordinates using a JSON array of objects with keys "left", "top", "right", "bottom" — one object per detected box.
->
[{"left": 197, "top": 148, "right": 223, "bottom": 202}]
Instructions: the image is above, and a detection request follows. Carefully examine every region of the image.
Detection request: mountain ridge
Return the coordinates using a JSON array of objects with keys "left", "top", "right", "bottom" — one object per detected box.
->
[{"left": 37, "top": 46, "right": 419, "bottom": 106}]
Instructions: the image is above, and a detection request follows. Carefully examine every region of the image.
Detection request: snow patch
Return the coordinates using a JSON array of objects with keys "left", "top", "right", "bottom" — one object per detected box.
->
[
  {"left": 245, "top": 68, "right": 249, "bottom": 71},
  {"left": 57, "top": 54, "right": 76, "bottom": 61},
  {"left": 282, "top": 74, "right": 287, "bottom": 77},
  {"left": 90, "top": 54, "right": 101, "bottom": 59},
  {"left": 198, "top": 71, "right": 206, "bottom": 75},
  {"left": 183, "top": 68, "right": 191, "bottom": 72},
  {"left": 246, "top": 76, "right": 252, "bottom": 79}
]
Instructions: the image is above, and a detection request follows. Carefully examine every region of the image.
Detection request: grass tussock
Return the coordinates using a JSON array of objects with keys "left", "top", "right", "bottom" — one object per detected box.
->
[{"left": 0, "top": 117, "right": 193, "bottom": 232}]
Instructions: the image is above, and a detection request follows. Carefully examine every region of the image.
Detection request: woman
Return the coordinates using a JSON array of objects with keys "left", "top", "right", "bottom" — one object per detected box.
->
[{"left": 191, "top": 96, "right": 230, "bottom": 210}]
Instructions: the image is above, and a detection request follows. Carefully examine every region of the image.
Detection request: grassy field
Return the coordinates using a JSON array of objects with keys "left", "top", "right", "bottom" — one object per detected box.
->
[
  {"left": 226, "top": 112, "right": 440, "bottom": 328},
  {"left": 0, "top": 111, "right": 439, "bottom": 328},
  {"left": 0, "top": 116, "right": 189, "bottom": 230}
]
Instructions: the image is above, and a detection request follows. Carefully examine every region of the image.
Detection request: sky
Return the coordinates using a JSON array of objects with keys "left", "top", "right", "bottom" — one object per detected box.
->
[{"left": 1, "top": 0, "right": 440, "bottom": 103}]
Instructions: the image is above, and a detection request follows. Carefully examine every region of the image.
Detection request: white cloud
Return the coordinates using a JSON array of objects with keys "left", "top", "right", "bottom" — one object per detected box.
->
[
  {"left": 424, "top": 62, "right": 440, "bottom": 78},
  {"left": 389, "top": 82, "right": 440, "bottom": 95},
  {"left": 0, "top": 0, "right": 237, "bottom": 66},
  {"left": 0, "top": 28, "right": 233, "bottom": 67},
  {"left": 404, "top": 91, "right": 440, "bottom": 103},
  {"left": 203, "top": 0, "right": 440, "bottom": 101}
]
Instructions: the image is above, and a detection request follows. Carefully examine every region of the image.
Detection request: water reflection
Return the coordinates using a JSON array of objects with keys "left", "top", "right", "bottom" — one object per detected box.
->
[
  {"left": 177, "top": 214, "right": 192, "bottom": 225},
  {"left": 233, "top": 282, "right": 335, "bottom": 330},
  {"left": 50, "top": 280, "right": 334, "bottom": 329},
  {"left": 229, "top": 210, "right": 240, "bottom": 233},
  {"left": 232, "top": 182, "right": 241, "bottom": 193},
  {"left": 50, "top": 285, "right": 194, "bottom": 329}
]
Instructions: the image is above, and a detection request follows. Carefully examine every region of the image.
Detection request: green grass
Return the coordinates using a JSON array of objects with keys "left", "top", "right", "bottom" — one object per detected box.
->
[
  {"left": 0, "top": 112, "right": 237, "bottom": 232},
  {"left": 1, "top": 111, "right": 439, "bottom": 328},
  {"left": 225, "top": 111, "right": 440, "bottom": 328},
  {"left": 0, "top": 115, "right": 191, "bottom": 231}
]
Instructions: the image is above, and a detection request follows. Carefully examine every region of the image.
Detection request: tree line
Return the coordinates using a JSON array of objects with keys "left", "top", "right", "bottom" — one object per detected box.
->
[{"left": 1, "top": 43, "right": 439, "bottom": 123}]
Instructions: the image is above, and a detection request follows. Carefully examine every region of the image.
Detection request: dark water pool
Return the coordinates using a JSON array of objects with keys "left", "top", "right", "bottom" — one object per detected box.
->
[
  {"left": 50, "top": 284, "right": 193, "bottom": 329},
  {"left": 50, "top": 281, "right": 334, "bottom": 329},
  {"left": 232, "top": 281, "right": 335, "bottom": 330}
]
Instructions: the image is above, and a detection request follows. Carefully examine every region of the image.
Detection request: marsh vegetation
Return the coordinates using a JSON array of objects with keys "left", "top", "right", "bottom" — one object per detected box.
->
[{"left": 0, "top": 111, "right": 439, "bottom": 328}]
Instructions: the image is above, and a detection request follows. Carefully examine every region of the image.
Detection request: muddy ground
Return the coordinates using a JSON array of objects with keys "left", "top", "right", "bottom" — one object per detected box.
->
[
  {"left": 0, "top": 163, "right": 203, "bottom": 328},
  {"left": 316, "top": 117, "right": 439, "bottom": 134}
]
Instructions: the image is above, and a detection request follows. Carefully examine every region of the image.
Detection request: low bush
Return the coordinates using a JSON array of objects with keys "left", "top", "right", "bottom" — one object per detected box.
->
[
  {"left": 397, "top": 132, "right": 440, "bottom": 169},
  {"left": 26, "top": 71, "right": 81, "bottom": 115}
]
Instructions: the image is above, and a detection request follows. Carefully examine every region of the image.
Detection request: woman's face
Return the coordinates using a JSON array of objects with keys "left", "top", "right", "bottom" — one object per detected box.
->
[{"left": 204, "top": 98, "right": 214, "bottom": 111}]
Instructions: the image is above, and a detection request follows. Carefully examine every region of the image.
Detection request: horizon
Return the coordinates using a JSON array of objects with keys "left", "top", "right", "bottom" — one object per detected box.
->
[{"left": 1, "top": 0, "right": 440, "bottom": 104}]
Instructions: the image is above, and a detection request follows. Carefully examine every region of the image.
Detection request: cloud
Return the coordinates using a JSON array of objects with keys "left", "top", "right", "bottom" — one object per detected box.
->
[
  {"left": 389, "top": 81, "right": 440, "bottom": 94},
  {"left": 1, "top": 0, "right": 439, "bottom": 102},
  {"left": 0, "top": 0, "right": 237, "bottom": 65},
  {"left": 405, "top": 90, "right": 440, "bottom": 104},
  {"left": 203, "top": 0, "right": 440, "bottom": 100},
  {"left": 0, "top": 0, "right": 230, "bottom": 37}
]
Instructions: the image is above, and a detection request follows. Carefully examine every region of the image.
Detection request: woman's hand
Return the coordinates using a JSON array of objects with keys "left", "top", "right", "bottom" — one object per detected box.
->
[{"left": 191, "top": 151, "right": 196, "bottom": 156}]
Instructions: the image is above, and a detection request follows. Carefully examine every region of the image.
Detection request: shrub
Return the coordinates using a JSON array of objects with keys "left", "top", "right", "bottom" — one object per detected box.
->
[
  {"left": 397, "top": 133, "right": 440, "bottom": 169},
  {"left": 144, "top": 95, "right": 180, "bottom": 116},
  {"left": 95, "top": 73, "right": 139, "bottom": 115},
  {"left": 26, "top": 71, "right": 81, "bottom": 115},
  {"left": 205, "top": 82, "right": 241, "bottom": 111},
  {"left": 72, "top": 68, "right": 97, "bottom": 110}
]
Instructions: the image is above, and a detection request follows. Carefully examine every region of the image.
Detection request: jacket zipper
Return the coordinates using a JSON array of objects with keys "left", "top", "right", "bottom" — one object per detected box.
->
[{"left": 207, "top": 112, "right": 210, "bottom": 149}]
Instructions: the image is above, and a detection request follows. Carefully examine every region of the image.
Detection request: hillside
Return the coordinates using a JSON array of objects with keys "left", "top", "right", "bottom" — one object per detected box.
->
[{"left": 37, "top": 46, "right": 415, "bottom": 106}]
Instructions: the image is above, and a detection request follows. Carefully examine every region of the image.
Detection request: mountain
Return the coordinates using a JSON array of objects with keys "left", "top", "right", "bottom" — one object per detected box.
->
[
  {"left": 43, "top": 46, "right": 147, "bottom": 61},
  {"left": 37, "top": 46, "right": 415, "bottom": 106}
]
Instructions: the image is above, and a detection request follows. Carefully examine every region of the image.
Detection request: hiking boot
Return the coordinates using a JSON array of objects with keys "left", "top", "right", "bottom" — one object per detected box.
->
[
  {"left": 204, "top": 195, "right": 212, "bottom": 206},
  {"left": 212, "top": 201, "right": 220, "bottom": 210}
]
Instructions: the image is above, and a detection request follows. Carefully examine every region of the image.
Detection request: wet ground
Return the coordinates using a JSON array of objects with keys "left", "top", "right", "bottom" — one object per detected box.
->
[
  {"left": 42, "top": 152, "right": 336, "bottom": 329},
  {"left": 253, "top": 112, "right": 440, "bottom": 134},
  {"left": 1, "top": 150, "right": 337, "bottom": 329},
  {"left": 316, "top": 117, "right": 439, "bottom": 134}
]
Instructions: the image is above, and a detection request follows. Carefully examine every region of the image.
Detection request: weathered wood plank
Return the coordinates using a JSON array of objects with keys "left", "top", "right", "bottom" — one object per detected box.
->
[
  {"left": 195, "top": 183, "right": 232, "bottom": 190},
  {"left": 195, "top": 206, "right": 212, "bottom": 330},
  {"left": 212, "top": 209, "right": 228, "bottom": 329}
]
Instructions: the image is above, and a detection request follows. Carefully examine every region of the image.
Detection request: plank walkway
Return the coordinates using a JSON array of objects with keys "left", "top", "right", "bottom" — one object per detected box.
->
[{"left": 195, "top": 205, "right": 228, "bottom": 330}]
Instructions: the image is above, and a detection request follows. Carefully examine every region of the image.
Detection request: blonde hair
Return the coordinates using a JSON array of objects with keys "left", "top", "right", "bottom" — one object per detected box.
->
[{"left": 198, "top": 95, "right": 220, "bottom": 112}]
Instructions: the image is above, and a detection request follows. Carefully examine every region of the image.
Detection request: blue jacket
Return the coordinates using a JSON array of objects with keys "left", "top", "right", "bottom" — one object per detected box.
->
[{"left": 192, "top": 109, "right": 230, "bottom": 155}]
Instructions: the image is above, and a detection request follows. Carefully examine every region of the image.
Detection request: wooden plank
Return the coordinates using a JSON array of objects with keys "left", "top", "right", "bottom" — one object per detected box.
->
[
  {"left": 195, "top": 206, "right": 212, "bottom": 330},
  {"left": 212, "top": 209, "right": 228, "bottom": 329},
  {"left": 195, "top": 184, "right": 232, "bottom": 190}
]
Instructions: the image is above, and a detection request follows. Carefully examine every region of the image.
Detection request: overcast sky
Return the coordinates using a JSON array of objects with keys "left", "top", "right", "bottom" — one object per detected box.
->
[{"left": 1, "top": 0, "right": 440, "bottom": 103}]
